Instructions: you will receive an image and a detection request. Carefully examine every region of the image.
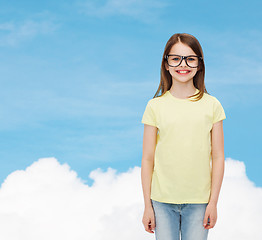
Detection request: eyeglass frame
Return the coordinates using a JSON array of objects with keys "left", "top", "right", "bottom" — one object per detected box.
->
[{"left": 164, "top": 54, "right": 203, "bottom": 68}]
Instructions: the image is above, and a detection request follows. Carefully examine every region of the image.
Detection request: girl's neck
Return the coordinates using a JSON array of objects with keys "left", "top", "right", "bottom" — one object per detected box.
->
[{"left": 169, "top": 85, "right": 197, "bottom": 99}]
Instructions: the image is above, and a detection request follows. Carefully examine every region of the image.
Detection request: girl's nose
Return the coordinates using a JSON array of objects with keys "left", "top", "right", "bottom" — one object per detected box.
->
[{"left": 180, "top": 58, "right": 187, "bottom": 66}]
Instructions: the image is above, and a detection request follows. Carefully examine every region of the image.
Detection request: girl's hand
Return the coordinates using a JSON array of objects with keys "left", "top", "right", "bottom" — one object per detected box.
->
[
  {"left": 142, "top": 206, "right": 156, "bottom": 234},
  {"left": 203, "top": 202, "right": 217, "bottom": 229}
]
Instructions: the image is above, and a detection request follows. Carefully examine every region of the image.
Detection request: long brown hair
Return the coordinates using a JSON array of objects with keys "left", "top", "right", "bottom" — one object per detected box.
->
[{"left": 153, "top": 33, "right": 208, "bottom": 101}]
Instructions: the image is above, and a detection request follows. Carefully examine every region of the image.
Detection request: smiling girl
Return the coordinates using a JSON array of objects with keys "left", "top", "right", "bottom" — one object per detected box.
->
[{"left": 141, "top": 33, "right": 226, "bottom": 240}]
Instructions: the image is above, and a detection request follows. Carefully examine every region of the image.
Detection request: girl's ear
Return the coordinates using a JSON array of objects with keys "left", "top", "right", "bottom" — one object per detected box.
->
[
  {"left": 165, "top": 62, "right": 169, "bottom": 71},
  {"left": 197, "top": 65, "right": 201, "bottom": 72}
]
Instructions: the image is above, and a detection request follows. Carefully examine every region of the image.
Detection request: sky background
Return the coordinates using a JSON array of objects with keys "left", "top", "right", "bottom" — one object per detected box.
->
[{"left": 0, "top": 1, "right": 262, "bottom": 239}]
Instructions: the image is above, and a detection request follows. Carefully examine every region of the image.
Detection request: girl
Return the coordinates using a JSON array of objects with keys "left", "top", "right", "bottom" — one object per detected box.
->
[{"left": 141, "top": 33, "right": 226, "bottom": 240}]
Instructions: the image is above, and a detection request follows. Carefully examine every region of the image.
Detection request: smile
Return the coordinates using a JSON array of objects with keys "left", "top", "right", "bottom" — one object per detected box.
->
[{"left": 176, "top": 70, "right": 191, "bottom": 75}]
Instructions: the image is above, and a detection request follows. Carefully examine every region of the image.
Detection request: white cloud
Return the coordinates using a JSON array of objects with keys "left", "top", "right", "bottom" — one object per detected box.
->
[
  {"left": 203, "top": 29, "right": 262, "bottom": 85},
  {"left": 0, "top": 157, "right": 261, "bottom": 240},
  {"left": 0, "top": 20, "right": 58, "bottom": 46},
  {"left": 211, "top": 158, "right": 262, "bottom": 240},
  {"left": 0, "top": 79, "right": 152, "bottom": 130},
  {"left": 78, "top": 0, "right": 169, "bottom": 23}
]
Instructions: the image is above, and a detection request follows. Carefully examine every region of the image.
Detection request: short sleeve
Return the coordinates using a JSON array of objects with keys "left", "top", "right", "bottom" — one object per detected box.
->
[
  {"left": 213, "top": 98, "right": 226, "bottom": 124},
  {"left": 141, "top": 100, "right": 157, "bottom": 127}
]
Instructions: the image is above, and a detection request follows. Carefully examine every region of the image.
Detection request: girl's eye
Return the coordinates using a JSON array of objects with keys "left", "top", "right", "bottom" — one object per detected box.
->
[
  {"left": 188, "top": 57, "right": 197, "bottom": 61},
  {"left": 172, "top": 57, "right": 180, "bottom": 61}
]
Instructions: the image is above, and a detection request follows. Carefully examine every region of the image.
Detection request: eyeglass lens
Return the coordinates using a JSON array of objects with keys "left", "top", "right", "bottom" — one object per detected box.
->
[{"left": 167, "top": 55, "right": 199, "bottom": 68}]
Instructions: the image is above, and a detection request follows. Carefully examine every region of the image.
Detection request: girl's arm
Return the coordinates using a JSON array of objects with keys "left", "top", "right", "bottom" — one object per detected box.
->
[
  {"left": 209, "top": 120, "right": 225, "bottom": 205},
  {"left": 141, "top": 124, "right": 157, "bottom": 209}
]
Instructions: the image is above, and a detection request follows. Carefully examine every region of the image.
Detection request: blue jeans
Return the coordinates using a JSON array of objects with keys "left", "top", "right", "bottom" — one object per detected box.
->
[{"left": 151, "top": 199, "right": 209, "bottom": 240}]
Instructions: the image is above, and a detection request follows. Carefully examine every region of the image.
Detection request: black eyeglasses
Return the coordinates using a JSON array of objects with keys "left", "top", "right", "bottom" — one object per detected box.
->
[{"left": 165, "top": 54, "right": 203, "bottom": 68}]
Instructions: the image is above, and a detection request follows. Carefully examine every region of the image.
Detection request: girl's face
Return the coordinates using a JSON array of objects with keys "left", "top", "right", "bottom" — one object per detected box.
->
[{"left": 165, "top": 42, "right": 200, "bottom": 84}]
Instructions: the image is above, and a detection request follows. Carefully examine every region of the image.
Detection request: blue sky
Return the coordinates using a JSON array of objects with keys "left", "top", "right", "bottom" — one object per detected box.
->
[{"left": 0, "top": 0, "right": 261, "bottom": 188}]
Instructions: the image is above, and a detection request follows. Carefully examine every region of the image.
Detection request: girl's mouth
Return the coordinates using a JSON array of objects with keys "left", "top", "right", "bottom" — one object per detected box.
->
[{"left": 176, "top": 70, "right": 191, "bottom": 75}]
